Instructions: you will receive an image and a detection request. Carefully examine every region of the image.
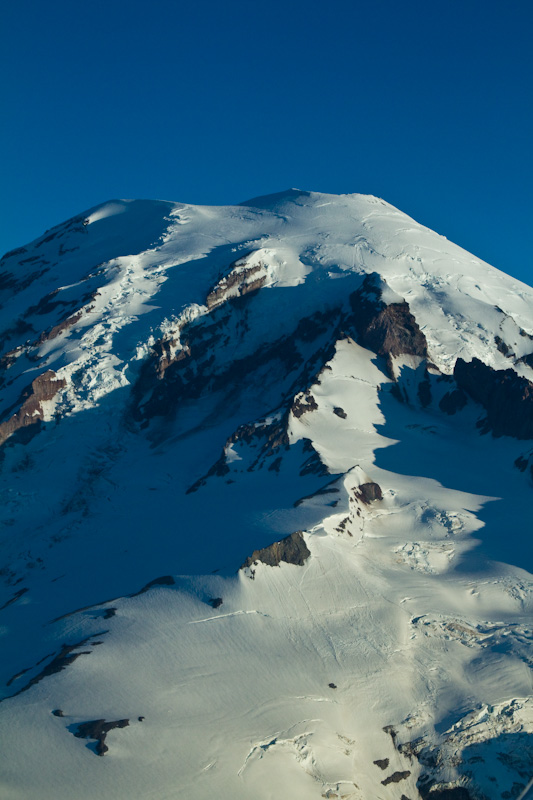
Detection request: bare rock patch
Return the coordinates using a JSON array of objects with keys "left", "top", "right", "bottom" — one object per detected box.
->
[{"left": 241, "top": 531, "right": 310, "bottom": 570}]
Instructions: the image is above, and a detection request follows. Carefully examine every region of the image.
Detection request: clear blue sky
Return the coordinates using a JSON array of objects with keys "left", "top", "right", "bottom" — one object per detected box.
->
[{"left": 1, "top": 0, "right": 532, "bottom": 284}]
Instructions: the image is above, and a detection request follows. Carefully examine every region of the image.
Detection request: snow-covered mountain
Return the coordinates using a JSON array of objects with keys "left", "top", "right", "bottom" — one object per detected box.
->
[{"left": 0, "top": 189, "right": 532, "bottom": 799}]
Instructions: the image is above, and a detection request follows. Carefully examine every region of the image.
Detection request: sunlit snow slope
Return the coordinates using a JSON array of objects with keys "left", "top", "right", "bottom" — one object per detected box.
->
[{"left": 0, "top": 190, "right": 532, "bottom": 799}]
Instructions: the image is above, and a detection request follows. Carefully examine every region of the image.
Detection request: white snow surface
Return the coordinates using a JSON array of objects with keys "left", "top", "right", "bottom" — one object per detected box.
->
[{"left": 0, "top": 189, "right": 531, "bottom": 799}]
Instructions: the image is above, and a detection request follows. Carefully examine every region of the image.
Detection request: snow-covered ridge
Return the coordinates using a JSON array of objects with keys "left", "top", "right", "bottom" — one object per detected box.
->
[
  {"left": 1, "top": 189, "right": 532, "bottom": 421},
  {"left": 0, "top": 190, "right": 532, "bottom": 800}
]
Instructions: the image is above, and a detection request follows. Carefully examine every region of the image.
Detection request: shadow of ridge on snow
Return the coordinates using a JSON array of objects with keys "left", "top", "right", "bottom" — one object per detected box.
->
[{"left": 373, "top": 365, "right": 533, "bottom": 573}]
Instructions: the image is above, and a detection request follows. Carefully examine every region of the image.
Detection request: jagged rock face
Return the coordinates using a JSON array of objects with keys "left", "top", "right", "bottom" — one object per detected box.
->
[
  {"left": 291, "top": 391, "right": 319, "bottom": 418},
  {"left": 205, "top": 258, "right": 268, "bottom": 310},
  {"left": 131, "top": 307, "right": 306, "bottom": 425},
  {"left": 354, "top": 482, "right": 383, "bottom": 504},
  {"left": 0, "top": 370, "right": 65, "bottom": 445},
  {"left": 359, "top": 301, "right": 427, "bottom": 361},
  {"left": 349, "top": 274, "right": 428, "bottom": 372},
  {"left": 454, "top": 357, "right": 533, "bottom": 439},
  {"left": 240, "top": 531, "right": 311, "bottom": 569}
]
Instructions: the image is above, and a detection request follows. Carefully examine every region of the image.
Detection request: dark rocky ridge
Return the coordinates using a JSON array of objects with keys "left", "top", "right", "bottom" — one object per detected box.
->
[
  {"left": 349, "top": 274, "right": 428, "bottom": 376},
  {"left": 186, "top": 412, "right": 291, "bottom": 493},
  {"left": 130, "top": 301, "right": 341, "bottom": 430},
  {"left": 241, "top": 531, "right": 311, "bottom": 570},
  {"left": 133, "top": 257, "right": 272, "bottom": 400},
  {"left": 36, "top": 310, "right": 84, "bottom": 345},
  {"left": 454, "top": 357, "right": 533, "bottom": 439},
  {"left": 299, "top": 439, "right": 330, "bottom": 478},
  {"left": 130, "top": 269, "right": 429, "bottom": 435},
  {"left": 187, "top": 402, "right": 331, "bottom": 492},
  {"left": 176, "top": 271, "right": 431, "bottom": 497},
  {"left": 0, "top": 587, "right": 28, "bottom": 611},
  {"left": 4, "top": 633, "right": 105, "bottom": 700}
]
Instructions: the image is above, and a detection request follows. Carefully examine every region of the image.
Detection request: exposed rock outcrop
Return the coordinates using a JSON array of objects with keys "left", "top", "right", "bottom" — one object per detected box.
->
[
  {"left": 454, "top": 357, "right": 533, "bottom": 439},
  {"left": 299, "top": 439, "right": 329, "bottom": 477},
  {"left": 354, "top": 482, "right": 383, "bottom": 504},
  {"left": 0, "top": 370, "right": 66, "bottom": 446},
  {"left": 25, "top": 287, "right": 88, "bottom": 318},
  {"left": 72, "top": 718, "right": 129, "bottom": 756},
  {"left": 291, "top": 391, "right": 318, "bottom": 418},
  {"left": 240, "top": 530, "right": 311, "bottom": 569},
  {"left": 131, "top": 300, "right": 340, "bottom": 429},
  {"left": 186, "top": 412, "right": 291, "bottom": 493},
  {"left": 4, "top": 633, "right": 104, "bottom": 699},
  {"left": 349, "top": 274, "right": 427, "bottom": 375},
  {"left": 131, "top": 270, "right": 429, "bottom": 435},
  {"left": 206, "top": 259, "right": 267, "bottom": 310},
  {"left": 381, "top": 770, "right": 411, "bottom": 786},
  {"left": 226, "top": 413, "right": 290, "bottom": 462},
  {"left": 36, "top": 310, "right": 84, "bottom": 345}
]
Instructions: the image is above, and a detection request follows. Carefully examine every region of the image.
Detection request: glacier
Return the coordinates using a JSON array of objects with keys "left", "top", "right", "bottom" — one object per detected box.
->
[{"left": 0, "top": 189, "right": 531, "bottom": 799}]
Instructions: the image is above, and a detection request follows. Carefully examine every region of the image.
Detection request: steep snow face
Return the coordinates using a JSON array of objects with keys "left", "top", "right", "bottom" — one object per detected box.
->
[{"left": 0, "top": 190, "right": 532, "bottom": 800}]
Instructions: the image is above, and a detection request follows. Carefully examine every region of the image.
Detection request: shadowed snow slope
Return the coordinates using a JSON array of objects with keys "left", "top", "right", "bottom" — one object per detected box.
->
[{"left": 0, "top": 190, "right": 532, "bottom": 800}]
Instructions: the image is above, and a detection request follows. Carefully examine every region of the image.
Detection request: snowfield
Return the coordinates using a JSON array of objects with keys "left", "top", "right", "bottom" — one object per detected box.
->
[{"left": 0, "top": 189, "right": 531, "bottom": 799}]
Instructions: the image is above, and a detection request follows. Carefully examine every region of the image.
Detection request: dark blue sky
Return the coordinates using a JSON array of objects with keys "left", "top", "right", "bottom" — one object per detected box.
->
[{"left": 1, "top": 0, "right": 532, "bottom": 284}]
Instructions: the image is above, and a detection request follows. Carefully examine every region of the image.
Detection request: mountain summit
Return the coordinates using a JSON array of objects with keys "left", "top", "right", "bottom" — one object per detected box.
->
[{"left": 0, "top": 191, "right": 532, "bottom": 799}]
